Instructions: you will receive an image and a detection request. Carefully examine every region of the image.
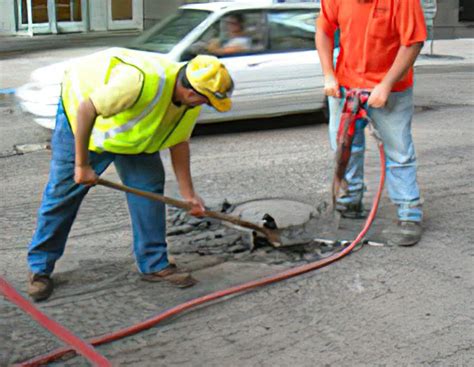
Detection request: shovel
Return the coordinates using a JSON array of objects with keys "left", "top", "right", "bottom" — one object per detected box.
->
[{"left": 97, "top": 178, "right": 282, "bottom": 246}]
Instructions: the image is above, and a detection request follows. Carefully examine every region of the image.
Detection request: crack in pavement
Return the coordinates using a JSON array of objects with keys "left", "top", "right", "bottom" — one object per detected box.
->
[
  {"left": 425, "top": 344, "right": 474, "bottom": 365},
  {"left": 0, "top": 143, "right": 50, "bottom": 158}
]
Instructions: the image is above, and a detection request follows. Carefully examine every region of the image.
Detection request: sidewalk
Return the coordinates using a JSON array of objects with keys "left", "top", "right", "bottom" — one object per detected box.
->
[
  {"left": 417, "top": 38, "right": 474, "bottom": 67},
  {"left": 0, "top": 30, "right": 140, "bottom": 55}
]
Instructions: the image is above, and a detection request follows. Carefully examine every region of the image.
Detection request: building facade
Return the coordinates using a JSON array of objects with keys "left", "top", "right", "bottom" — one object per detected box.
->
[
  {"left": 0, "top": 0, "right": 188, "bottom": 36},
  {"left": 0, "top": 0, "right": 472, "bottom": 38},
  {"left": 435, "top": 0, "right": 474, "bottom": 38}
]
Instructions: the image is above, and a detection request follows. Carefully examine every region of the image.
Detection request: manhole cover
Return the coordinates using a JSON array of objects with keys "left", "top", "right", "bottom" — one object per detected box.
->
[{"left": 230, "top": 199, "right": 316, "bottom": 229}]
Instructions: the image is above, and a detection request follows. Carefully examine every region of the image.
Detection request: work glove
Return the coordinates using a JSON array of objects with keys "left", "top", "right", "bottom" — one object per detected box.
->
[{"left": 324, "top": 74, "right": 341, "bottom": 98}]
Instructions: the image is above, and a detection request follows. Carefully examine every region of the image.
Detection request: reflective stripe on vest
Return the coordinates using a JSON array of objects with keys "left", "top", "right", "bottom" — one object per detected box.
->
[
  {"left": 61, "top": 48, "right": 201, "bottom": 154},
  {"left": 90, "top": 62, "right": 166, "bottom": 150}
]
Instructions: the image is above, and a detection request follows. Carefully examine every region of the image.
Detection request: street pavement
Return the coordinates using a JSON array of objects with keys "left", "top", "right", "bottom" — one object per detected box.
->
[{"left": 0, "top": 38, "right": 473, "bottom": 366}]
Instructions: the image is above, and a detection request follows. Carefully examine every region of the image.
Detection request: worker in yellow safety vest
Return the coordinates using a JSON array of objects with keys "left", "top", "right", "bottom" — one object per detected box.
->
[{"left": 27, "top": 48, "right": 234, "bottom": 302}]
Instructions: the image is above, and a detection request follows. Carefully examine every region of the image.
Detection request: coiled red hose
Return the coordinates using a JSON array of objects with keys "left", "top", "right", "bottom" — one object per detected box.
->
[{"left": 14, "top": 140, "right": 386, "bottom": 367}]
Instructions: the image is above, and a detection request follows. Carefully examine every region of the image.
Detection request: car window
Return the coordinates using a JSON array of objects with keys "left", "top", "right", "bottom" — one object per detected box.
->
[
  {"left": 268, "top": 10, "right": 317, "bottom": 52},
  {"left": 129, "top": 9, "right": 210, "bottom": 54},
  {"left": 183, "top": 11, "right": 266, "bottom": 60}
]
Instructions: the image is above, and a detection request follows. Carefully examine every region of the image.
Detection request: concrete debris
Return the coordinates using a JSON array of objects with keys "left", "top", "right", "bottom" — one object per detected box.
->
[
  {"left": 14, "top": 143, "right": 50, "bottom": 154},
  {"left": 0, "top": 143, "right": 50, "bottom": 158},
  {"left": 166, "top": 201, "right": 345, "bottom": 266}
]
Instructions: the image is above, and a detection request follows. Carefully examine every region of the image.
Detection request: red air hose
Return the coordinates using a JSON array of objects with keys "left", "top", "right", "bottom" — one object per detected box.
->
[
  {"left": 14, "top": 140, "right": 386, "bottom": 367},
  {"left": 0, "top": 278, "right": 111, "bottom": 366}
]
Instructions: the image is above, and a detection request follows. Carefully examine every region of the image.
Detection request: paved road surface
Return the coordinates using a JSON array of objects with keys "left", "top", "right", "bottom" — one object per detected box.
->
[{"left": 0, "top": 54, "right": 473, "bottom": 366}]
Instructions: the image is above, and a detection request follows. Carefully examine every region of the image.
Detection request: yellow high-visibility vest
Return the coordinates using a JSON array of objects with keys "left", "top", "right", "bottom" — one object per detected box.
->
[{"left": 62, "top": 47, "right": 201, "bottom": 154}]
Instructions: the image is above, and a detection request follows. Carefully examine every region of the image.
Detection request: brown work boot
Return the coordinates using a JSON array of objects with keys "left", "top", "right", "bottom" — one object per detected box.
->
[
  {"left": 28, "top": 273, "right": 54, "bottom": 302},
  {"left": 141, "top": 264, "right": 197, "bottom": 288},
  {"left": 384, "top": 221, "right": 423, "bottom": 246},
  {"left": 335, "top": 201, "right": 368, "bottom": 219}
]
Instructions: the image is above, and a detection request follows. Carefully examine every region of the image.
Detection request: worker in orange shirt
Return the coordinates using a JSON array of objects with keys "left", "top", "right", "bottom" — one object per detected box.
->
[{"left": 316, "top": 0, "right": 427, "bottom": 246}]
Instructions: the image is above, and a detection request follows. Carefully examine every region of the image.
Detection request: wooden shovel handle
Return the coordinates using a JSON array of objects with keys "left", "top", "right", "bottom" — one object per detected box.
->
[
  {"left": 97, "top": 178, "right": 281, "bottom": 245},
  {"left": 98, "top": 178, "right": 192, "bottom": 210}
]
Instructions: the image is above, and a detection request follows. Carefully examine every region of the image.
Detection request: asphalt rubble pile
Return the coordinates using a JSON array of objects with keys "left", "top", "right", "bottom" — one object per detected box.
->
[{"left": 166, "top": 200, "right": 344, "bottom": 267}]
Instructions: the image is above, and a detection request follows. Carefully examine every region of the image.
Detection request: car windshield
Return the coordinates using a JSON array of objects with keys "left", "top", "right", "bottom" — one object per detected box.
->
[
  {"left": 129, "top": 9, "right": 210, "bottom": 53},
  {"left": 268, "top": 10, "right": 317, "bottom": 51}
]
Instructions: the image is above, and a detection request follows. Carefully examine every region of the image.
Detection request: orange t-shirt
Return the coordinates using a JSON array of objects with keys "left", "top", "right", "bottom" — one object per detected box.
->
[{"left": 317, "top": 0, "right": 427, "bottom": 91}]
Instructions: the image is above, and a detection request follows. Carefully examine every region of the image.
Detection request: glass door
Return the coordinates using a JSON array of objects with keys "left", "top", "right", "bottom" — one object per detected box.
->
[
  {"left": 56, "top": 0, "right": 84, "bottom": 31},
  {"left": 18, "top": 0, "right": 87, "bottom": 34},
  {"left": 107, "top": 0, "right": 143, "bottom": 30},
  {"left": 19, "top": 0, "right": 50, "bottom": 34}
]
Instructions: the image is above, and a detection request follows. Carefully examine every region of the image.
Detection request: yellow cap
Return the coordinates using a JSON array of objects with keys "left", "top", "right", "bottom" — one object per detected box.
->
[{"left": 186, "top": 55, "right": 234, "bottom": 113}]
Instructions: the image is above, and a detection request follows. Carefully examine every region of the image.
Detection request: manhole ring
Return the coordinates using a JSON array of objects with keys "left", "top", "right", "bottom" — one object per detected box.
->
[{"left": 229, "top": 198, "right": 316, "bottom": 229}]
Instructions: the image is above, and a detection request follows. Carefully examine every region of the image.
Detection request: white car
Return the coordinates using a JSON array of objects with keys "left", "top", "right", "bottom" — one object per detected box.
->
[{"left": 16, "top": 2, "right": 324, "bottom": 129}]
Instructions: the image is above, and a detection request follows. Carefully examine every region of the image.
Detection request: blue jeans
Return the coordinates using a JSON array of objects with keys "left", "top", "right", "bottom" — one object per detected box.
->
[
  {"left": 28, "top": 101, "right": 170, "bottom": 275},
  {"left": 328, "top": 87, "right": 423, "bottom": 222}
]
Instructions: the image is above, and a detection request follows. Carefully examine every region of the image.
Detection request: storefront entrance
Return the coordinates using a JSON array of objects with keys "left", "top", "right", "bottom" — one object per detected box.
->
[
  {"left": 18, "top": 0, "right": 86, "bottom": 34},
  {"left": 17, "top": 0, "right": 143, "bottom": 35},
  {"left": 459, "top": 0, "right": 474, "bottom": 21},
  {"left": 107, "top": 0, "right": 143, "bottom": 30}
]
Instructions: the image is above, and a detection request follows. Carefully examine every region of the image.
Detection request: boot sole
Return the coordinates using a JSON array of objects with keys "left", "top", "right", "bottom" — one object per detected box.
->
[
  {"left": 141, "top": 275, "right": 198, "bottom": 288},
  {"left": 28, "top": 287, "right": 54, "bottom": 302},
  {"left": 389, "top": 239, "right": 420, "bottom": 247}
]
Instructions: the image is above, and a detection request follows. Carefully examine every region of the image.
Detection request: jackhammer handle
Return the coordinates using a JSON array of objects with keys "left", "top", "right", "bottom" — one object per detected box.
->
[{"left": 97, "top": 178, "right": 279, "bottom": 244}]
